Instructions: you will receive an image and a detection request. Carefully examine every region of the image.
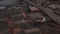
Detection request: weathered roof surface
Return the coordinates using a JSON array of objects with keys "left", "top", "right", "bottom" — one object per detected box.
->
[{"left": 0, "top": 0, "right": 18, "bottom": 6}]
